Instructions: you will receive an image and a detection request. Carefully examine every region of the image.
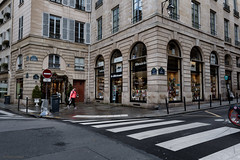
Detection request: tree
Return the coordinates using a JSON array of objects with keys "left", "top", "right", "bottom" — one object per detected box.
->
[{"left": 32, "top": 85, "right": 41, "bottom": 99}]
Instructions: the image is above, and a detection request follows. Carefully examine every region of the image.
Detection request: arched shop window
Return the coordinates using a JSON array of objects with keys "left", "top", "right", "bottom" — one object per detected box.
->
[
  {"left": 210, "top": 52, "right": 219, "bottom": 99},
  {"left": 167, "top": 41, "right": 182, "bottom": 102},
  {"left": 130, "top": 42, "right": 147, "bottom": 102},
  {"left": 190, "top": 47, "right": 203, "bottom": 101},
  {"left": 110, "top": 50, "right": 122, "bottom": 103},
  {"left": 95, "top": 55, "right": 104, "bottom": 100}
]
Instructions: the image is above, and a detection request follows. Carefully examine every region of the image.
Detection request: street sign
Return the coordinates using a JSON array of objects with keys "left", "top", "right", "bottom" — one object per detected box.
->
[
  {"left": 43, "top": 78, "right": 51, "bottom": 82},
  {"left": 42, "top": 69, "right": 52, "bottom": 79}
]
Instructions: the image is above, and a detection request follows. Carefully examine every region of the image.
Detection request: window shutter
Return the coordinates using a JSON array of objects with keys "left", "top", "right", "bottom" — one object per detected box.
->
[
  {"left": 42, "top": 13, "right": 49, "bottom": 37},
  {"left": 86, "top": 0, "right": 91, "bottom": 12},
  {"left": 62, "top": 18, "right": 68, "bottom": 40},
  {"left": 69, "top": 0, "right": 75, "bottom": 8},
  {"left": 62, "top": 0, "right": 69, "bottom": 6},
  {"left": 85, "top": 23, "right": 91, "bottom": 44},
  {"left": 68, "top": 19, "right": 75, "bottom": 42}
]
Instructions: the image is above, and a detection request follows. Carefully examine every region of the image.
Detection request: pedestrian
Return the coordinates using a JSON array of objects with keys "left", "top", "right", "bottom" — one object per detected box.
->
[{"left": 68, "top": 88, "right": 77, "bottom": 109}]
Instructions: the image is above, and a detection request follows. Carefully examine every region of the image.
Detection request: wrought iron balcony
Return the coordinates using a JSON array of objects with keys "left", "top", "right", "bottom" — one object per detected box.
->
[
  {"left": 223, "top": 3, "right": 230, "bottom": 13},
  {"left": 169, "top": 13, "right": 180, "bottom": 21},
  {"left": 132, "top": 14, "right": 142, "bottom": 24},
  {"left": 192, "top": 21, "right": 201, "bottom": 29},
  {"left": 75, "top": 37, "right": 84, "bottom": 43},
  {"left": 211, "top": 29, "right": 217, "bottom": 36},
  {"left": 225, "top": 36, "right": 231, "bottom": 43},
  {"left": 95, "top": 0, "right": 103, "bottom": 9},
  {"left": 234, "top": 9, "right": 239, "bottom": 18},
  {"left": 49, "top": 32, "right": 60, "bottom": 39}
]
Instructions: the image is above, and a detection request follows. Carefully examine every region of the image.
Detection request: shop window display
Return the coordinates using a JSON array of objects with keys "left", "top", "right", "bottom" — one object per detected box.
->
[
  {"left": 95, "top": 56, "right": 104, "bottom": 100},
  {"left": 130, "top": 43, "right": 147, "bottom": 102},
  {"left": 167, "top": 41, "right": 182, "bottom": 102},
  {"left": 210, "top": 52, "right": 219, "bottom": 99},
  {"left": 190, "top": 47, "right": 203, "bottom": 101}
]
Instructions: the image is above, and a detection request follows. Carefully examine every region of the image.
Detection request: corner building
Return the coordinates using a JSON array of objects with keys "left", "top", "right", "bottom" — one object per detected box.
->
[
  {"left": 11, "top": 0, "right": 91, "bottom": 104},
  {"left": 89, "top": 0, "right": 240, "bottom": 108}
]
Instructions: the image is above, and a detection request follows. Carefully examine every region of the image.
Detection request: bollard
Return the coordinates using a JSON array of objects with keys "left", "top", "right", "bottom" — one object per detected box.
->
[
  {"left": 26, "top": 97, "right": 28, "bottom": 114},
  {"left": 210, "top": 95, "right": 212, "bottom": 108},
  {"left": 198, "top": 96, "right": 200, "bottom": 109},
  {"left": 220, "top": 94, "right": 222, "bottom": 105},
  {"left": 17, "top": 95, "right": 20, "bottom": 111},
  {"left": 184, "top": 97, "right": 186, "bottom": 111},
  {"left": 165, "top": 98, "right": 169, "bottom": 114}
]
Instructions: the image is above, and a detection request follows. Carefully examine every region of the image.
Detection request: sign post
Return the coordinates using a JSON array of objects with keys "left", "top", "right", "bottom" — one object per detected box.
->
[{"left": 40, "top": 69, "right": 52, "bottom": 116}]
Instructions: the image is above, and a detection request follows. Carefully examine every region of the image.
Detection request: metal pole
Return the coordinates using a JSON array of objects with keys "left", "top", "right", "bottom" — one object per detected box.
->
[
  {"left": 165, "top": 98, "right": 169, "bottom": 114},
  {"left": 237, "top": 93, "right": 238, "bottom": 103},
  {"left": 184, "top": 97, "right": 186, "bottom": 111},
  {"left": 18, "top": 95, "right": 20, "bottom": 111},
  {"left": 198, "top": 96, "right": 200, "bottom": 109},
  {"left": 45, "top": 82, "right": 47, "bottom": 99},
  {"left": 220, "top": 94, "right": 222, "bottom": 105},
  {"left": 210, "top": 95, "right": 212, "bottom": 108},
  {"left": 26, "top": 97, "right": 28, "bottom": 114}
]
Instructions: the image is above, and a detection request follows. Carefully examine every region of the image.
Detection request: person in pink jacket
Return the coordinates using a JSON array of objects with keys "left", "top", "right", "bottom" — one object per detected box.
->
[{"left": 69, "top": 88, "right": 77, "bottom": 109}]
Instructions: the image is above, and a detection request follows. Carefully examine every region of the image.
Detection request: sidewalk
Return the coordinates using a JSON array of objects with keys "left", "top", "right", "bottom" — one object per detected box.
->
[{"left": 0, "top": 99, "right": 237, "bottom": 120}]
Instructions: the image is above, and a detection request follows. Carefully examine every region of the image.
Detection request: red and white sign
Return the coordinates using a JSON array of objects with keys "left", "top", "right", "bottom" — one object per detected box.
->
[{"left": 42, "top": 69, "right": 52, "bottom": 79}]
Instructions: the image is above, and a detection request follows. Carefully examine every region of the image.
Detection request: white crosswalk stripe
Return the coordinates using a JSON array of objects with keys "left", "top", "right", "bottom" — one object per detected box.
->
[
  {"left": 0, "top": 110, "right": 35, "bottom": 120},
  {"left": 107, "top": 120, "right": 184, "bottom": 133},
  {"left": 156, "top": 127, "right": 240, "bottom": 151},
  {"left": 92, "top": 119, "right": 163, "bottom": 128},
  {"left": 80, "top": 118, "right": 149, "bottom": 125},
  {"left": 128, "top": 122, "right": 210, "bottom": 140},
  {"left": 199, "top": 143, "right": 240, "bottom": 160}
]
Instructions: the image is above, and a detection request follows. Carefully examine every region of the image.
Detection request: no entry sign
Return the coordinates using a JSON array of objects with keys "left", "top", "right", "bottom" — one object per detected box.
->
[{"left": 42, "top": 69, "right": 52, "bottom": 79}]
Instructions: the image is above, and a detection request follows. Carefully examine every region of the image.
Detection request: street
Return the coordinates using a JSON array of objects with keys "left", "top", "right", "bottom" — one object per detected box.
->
[{"left": 1, "top": 106, "right": 240, "bottom": 160}]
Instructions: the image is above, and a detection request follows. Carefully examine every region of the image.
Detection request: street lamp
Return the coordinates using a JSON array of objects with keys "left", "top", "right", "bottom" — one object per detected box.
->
[{"left": 161, "top": 0, "right": 175, "bottom": 16}]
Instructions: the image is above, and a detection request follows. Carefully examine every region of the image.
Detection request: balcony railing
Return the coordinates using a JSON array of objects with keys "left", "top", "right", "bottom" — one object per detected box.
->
[
  {"left": 132, "top": 14, "right": 142, "bottom": 24},
  {"left": 223, "top": 3, "right": 230, "bottom": 13},
  {"left": 49, "top": 32, "right": 60, "bottom": 39},
  {"left": 75, "top": 37, "right": 84, "bottom": 43},
  {"left": 169, "top": 13, "right": 180, "bottom": 21},
  {"left": 235, "top": 40, "right": 240, "bottom": 46},
  {"left": 234, "top": 9, "right": 239, "bottom": 18},
  {"left": 75, "top": 4, "right": 85, "bottom": 11},
  {"left": 211, "top": 29, "right": 217, "bottom": 36},
  {"left": 97, "top": 35, "right": 102, "bottom": 41},
  {"left": 95, "top": 0, "right": 103, "bottom": 9},
  {"left": 192, "top": 21, "right": 201, "bottom": 29},
  {"left": 112, "top": 25, "right": 119, "bottom": 34},
  {"left": 225, "top": 36, "right": 232, "bottom": 43}
]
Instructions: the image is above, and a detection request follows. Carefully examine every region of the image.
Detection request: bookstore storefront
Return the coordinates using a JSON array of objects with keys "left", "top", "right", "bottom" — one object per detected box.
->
[{"left": 95, "top": 55, "right": 104, "bottom": 100}]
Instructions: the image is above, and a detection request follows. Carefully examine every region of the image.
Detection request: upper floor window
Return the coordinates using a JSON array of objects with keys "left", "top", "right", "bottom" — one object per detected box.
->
[
  {"left": 75, "top": 57, "right": 84, "bottom": 70},
  {"left": 75, "top": 21, "right": 84, "bottom": 43},
  {"left": 49, "top": 54, "right": 60, "bottom": 69},
  {"left": 132, "top": 0, "right": 142, "bottom": 24},
  {"left": 223, "top": 0, "right": 230, "bottom": 12},
  {"left": 233, "top": 0, "right": 239, "bottom": 18},
  {"left": 97, "top": 17, "right": 102, "bottom": 40},
  {"left": 235, "top": 24, "right": 240, "bottom": 46},
  {"left": 210, "top": 10, "right": 216, "bottom": 35},
  {"left": 112, "top": 6, "right": 119, "bottom": 33},
  {"left": 17, "top": 55, "right": 23, "bottom": 70},
  {"left": 169, "top": 0, "right": 179, "bottom": 20},
  {"left": 76, "top": 0, "right": 85, "bottom": 11},
  {"left": 50, "top": 0, "right": 61, "bottom": 4},
  {"left": 49, "top": 15, "right": 61, "bottom": 39},
  {"left": 95, "top": 0, "right": 103, "bottom": 9},
  {"left": 18, "top": 16, "right": 23, "bottom": 40},
  {"left": 192, "top": 1, "right": 200, "bottom": 29},
  {"left": 224, "top": 19, "right": 231, "bottom": 43},
  {"left": 19, "top": 0, "right": 24, "bottom": 5}
]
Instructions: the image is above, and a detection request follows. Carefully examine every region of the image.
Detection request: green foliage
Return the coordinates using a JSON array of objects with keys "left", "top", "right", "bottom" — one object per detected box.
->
[
  {"left": 1, "top": 63, "right": 8, "bottom": 70},
  {"left": 32, "top": 85, "right": 41, "bottom": 99}
]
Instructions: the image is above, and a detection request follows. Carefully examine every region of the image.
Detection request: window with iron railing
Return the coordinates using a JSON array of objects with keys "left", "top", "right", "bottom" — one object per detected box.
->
[
  {"left": 97, "top": 17, "right": 102, "bottom": 40},
  {"left": 76, "top": 0, "right": 85, "bottom": 11},
  {"left": 75, "top": 21, "right": 84, "bottom": 43},
  {"left": 112, "top": 6, "right": 119, "bottom": 34},
  {"left": 234, "top": 9, "right": 239, "bottom": 18},
  {"left": 49, "top": 54, "right": 60, "bottom": 69},
  {"left": 192, "top": 1, "right": 200, "bottom": 29},
  {"left": 49, "top": 15, "right": 61, "bottom": 39},
  {"left": 210, "top": 10, "right": 216, "bottom": 35},
  {"left": 169, "top": 0, "right": 179, "bottom": 20},
  {"left": 132, "top": 0, "right": 142, "bottom": 24},
  {"left": 224, "top": 19, "right": 230, "bottom": 42},
  {"left": 223, "top": 2, "right": 230, "bottom": 12},
  {"left": 95, "top": 0, "right": 103, "bottom": 9}
]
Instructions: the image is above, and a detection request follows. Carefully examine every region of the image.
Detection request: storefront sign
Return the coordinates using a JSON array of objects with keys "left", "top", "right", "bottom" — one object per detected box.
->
[
  {"left": 43, "top": 78, "right": 51, "bottom": 82},
  {"left": 158, "top": 67, "right": 165, "bottom": 75},
  {"left": 33, "top": 74, "right": 39, "bottom": 80},
  {"left": 30, "top": 56, "right": 38, "bottom": 61},
  {"left": 151, "top": 68, "right": 157, "bottom": 75},
  {"left": 98, "top": 61, "right": 104, "bottom": 67},
  {"left": 135, "top": 61, "right": 146, "bottom": 66},
  {"left": 111, "top": 74, "right": 122, "bottom": 78},
  {"left": 114, "top": 57, "right": 122, "bottom": 63}
]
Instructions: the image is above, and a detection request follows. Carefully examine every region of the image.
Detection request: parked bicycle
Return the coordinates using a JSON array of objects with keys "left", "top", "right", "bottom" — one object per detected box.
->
[{"left": 228, "top": 104, "right": 240, "bottom": 127}]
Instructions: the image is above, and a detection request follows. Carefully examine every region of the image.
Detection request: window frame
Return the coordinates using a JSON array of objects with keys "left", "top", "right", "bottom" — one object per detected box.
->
[
  {"left": 191, "top": 1, "right": 200, "bottom": 29},
  {"left": 112, "top": 6, "right": 119, "bottom": 34},
  {"left": 17, "top": 55, "right": 23, "bottom": 70},
  {"left": 48, "top": 54, "right": 60, "bottom": 69},
  {"left": 235, "top": 24, "right": 239, "bottom": 43},
  {"left": 97, "top": 17, "right": 102, "bottom": 40},
  {"left": 224, "top": 19, "right": 229, "bottom": 38},
  {"left": 210, "top": 10, "right": 216, "bottom": 35},
  {"left": 18, "top": 16, "right": 23, "bottom": 40},
  {"left": 49, "top": 15, "right": 61, "bottom": 39},
  {"left": 132, "top": 0, "right": 142, "bottom": 23},
  {"left": 75, "top": 21, "right": 85, "bottom": 43},
  {"left": 75, "top": 57, "right": 85, "bottom": 71}
]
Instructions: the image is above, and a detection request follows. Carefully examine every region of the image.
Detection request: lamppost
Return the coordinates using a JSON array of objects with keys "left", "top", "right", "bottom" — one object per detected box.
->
[{"left": 161, "top": 0, "right": 175, "bottom": 16}]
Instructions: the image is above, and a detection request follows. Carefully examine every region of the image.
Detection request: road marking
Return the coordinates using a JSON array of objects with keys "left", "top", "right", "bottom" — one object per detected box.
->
[
  {"left": 0, "top": 117, "right": 35, "bottom": 120},
  {"left": 128, "top": 122, "right": 209, "bottom": 140},
  {"left": 68, "top": 120, "right": 97, "bottom": 123},
  {"left": 214, "top": 119, "right": 225, "bottom": 122},
  {"left": 80, "top": 118, "right": 149, "bottom": 125},
  {"left": 107, "top": 120, "right": 183, "bottom": 133},
  {"left": 92, "top": 119, "right": 162, "bottom": 128},
  {"left": 199, "top": 143, "right": 240, "bottom": 160},
  {"left": 73, "top": 114, "right": 128, "bottom": 118},
  {"left": 156, "top": 127, "right": 240, "bottom": 151},
  {"left": 20, "top": 109, "right": 38, "bottom": 113},
  {"left": 205, "top": 110, "right": 222, "bottom": 118}
]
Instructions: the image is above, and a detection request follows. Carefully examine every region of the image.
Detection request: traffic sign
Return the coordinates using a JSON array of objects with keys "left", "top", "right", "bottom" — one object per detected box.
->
[
  {"left": 43, "top": 78, "right": 51, "bottom": 82},
  {"left": 42, "top": 69, "right": 52, "bottom": 79}
]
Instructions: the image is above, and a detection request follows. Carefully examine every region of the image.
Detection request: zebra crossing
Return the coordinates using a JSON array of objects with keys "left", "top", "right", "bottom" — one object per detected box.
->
[
  {"left": 0, "top": 110, "right": 34, "bottom": 120},
  {"left": 63, "top": 117, "right": 240, "bottom": 160}
]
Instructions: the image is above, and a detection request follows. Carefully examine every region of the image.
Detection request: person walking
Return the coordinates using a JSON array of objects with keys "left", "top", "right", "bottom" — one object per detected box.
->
[{"left": 68, "top": 88, "right": 77, "bottom": 109}]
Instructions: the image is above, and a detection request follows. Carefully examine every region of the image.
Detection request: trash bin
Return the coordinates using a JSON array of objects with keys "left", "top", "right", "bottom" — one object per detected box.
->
[
  {"left": 51, "top": 94, "right": 59, "bottom": 112},
  {"left": 4, "top": 95, "right": 10, "bottom": 104}
]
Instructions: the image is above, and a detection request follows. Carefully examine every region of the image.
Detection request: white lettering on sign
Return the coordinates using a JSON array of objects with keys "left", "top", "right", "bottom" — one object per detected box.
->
[
  {"left": 43, "top": 73, "right": 51, "bottom": 75},
  {"left": 135, "top": 62, "right": 146, "bottom": 66}
]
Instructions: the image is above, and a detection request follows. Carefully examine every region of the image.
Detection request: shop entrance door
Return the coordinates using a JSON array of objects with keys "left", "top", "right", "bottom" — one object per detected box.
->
[
  {"left": 73, "top": 80, "right": 85, "bottom": 102},
  {"left": 110, "top": 77, "right": 122, "bottom": 103}
]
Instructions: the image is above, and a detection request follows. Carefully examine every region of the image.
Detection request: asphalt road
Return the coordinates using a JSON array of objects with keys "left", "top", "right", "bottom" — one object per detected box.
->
[
  {"left": 62, "top": 106, "right": 240, "bottom": 160},
  {"left": 0, "top": 109, "right": 160, "bottom": 160}
]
